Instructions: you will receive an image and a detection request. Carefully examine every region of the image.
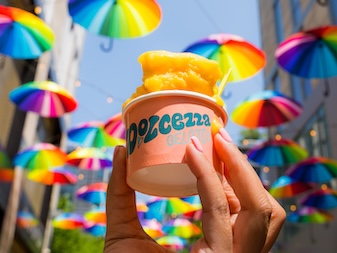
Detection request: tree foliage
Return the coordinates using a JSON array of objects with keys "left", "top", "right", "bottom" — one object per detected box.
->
[{"left": 50, "top": 194, "right": 104, "bottom": 253}]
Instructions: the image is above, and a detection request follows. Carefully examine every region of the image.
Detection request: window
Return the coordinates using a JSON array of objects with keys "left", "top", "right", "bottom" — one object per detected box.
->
[{"left": 296, "top": 105, "right": 330, "bottom": 157}]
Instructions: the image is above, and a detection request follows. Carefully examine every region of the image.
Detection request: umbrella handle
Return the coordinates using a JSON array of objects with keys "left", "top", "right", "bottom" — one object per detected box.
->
[
  {"left": 222, "top": 90, "right": 232, "bottom": 99},
  {"left": 323, "top": 78, "right": 330, "bottom": 97},
  {"left": 100, "top": 39, "right": 113, "bottom": 53}
]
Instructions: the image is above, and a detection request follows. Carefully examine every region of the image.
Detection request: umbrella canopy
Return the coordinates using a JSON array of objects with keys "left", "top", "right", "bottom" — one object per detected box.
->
[
  {"left": 275, "top": 25, "right": 337, "bottom": 79},
  {"left": 0, "top": 5, "right": 54, "bottom": 59},
  {"left": 16, "top": 211, "right": 39, "bottom": 228},
  {"left": 13, "top": 143, "right": 67, "bottom": 171},
  {"left": 140, "top": 219, "right": 165, "bottom": 239},
  {"left": 162, "top": 218, "right": 201, "bottom": 239},
  {"left": 145, "top": 197, "right": 198, "bottom": 221},
  {"left": 247, "top": 138, "right": 308, "bottom": 167},
  {"left": 136, "top": 201, "right": 149, "bottom": 219},
  {"left": 83, "top": 221, "right": 106, "bottom": 237},
  {"left": 53, "top": 212, "right": 84, "bottom": 229},
  {"left": 156, "top": 235, "right": 187, "bottom": 251},
  {"left": 300, "top": 188, "right": 337, "bottom": 210},
  {"left": 287, "top": 207, "right": 333, "bottom": 224},
  {"left": 286, "top": 157, "right": 337, "bottom": 183},
  {"left": 76, "top": 182, "right": 108, "bottom": 205},
  {"left": 269, "top": 175, "right": 314, "bottom": 199},
  {"left": 27, "top": 167, "right": 77, "bottom": 185},
  {"left": 66, "top": 147, "right": 112, "bottom": 170},
  {"left": 68, "top": 121, "right": 125, "bottom": 148},
  {"left": 184, "top": 33, "right": 266, "bottom": 82},
  {"left": 231, "top": 90, "right": 302, "bottom": 128},
  {"left": 9, "top": 81, "right": 78, "bottom": 118},
  {"left": 84, "top": 207, "right": 106, "bottom": 224},
  {"left": 104, "top": 112, "right": 126, "bottom": 141},
  {"left": 68, "top": 0, "right": 162, "bottom": 38}
]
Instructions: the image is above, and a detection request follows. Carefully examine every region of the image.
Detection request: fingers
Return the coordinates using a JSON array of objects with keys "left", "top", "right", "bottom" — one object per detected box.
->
[
  {"left": 105, "top": 146, "right": 149, "bottom": 248},
  {"left": 185, "top": 137, "right": 232, "bottom": 252},
  {"left": 214, "top": 130, "right": 273, "bottom": 253},
  {"left": 261, "top": 192, "right": 286, "bottom": 253}
]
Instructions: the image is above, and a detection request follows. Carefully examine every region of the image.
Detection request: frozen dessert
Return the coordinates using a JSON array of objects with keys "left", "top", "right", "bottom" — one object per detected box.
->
[
  {"left": 122, "top": 50, "right": 228, "bottom": 197},
  {"left": 123, "top": 50, "right": 225, "bottom": 107}
]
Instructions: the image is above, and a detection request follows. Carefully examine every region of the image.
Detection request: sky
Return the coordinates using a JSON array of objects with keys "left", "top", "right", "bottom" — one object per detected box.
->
[{"left": 71, "top": 0, "right": 264, "bottom": 145}]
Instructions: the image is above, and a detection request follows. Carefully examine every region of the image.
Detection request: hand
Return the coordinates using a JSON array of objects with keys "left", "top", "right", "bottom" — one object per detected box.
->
[
  {"left": 104, "top": 146, "right": 174, "bottom": 253},
  {"left": 185, "top": 130, "right": 286, "bottom": 253},
  {"left": 104, "top": 129, "right": 285, "bottom": 253}
]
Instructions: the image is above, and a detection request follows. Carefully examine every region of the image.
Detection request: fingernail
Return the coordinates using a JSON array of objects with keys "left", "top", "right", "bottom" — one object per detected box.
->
[
  {"left": 113, "top": 146, "right": 121, "bottom": 159},
  {"left": 191, "top": 136, "right": 204, "bottom": 152},
  {"left": 219, "top": 128, "right": 232, "bottom": 142}
]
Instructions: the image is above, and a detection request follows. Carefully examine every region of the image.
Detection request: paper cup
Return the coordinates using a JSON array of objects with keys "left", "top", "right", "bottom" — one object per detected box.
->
[{"left": 122, "top": 90, "right": 228, "bottom": 197}]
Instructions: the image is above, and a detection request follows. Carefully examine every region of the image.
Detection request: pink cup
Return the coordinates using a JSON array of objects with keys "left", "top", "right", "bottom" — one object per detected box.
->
[{"left": 122, "top": 90, "right": 228, "bottom": 197}]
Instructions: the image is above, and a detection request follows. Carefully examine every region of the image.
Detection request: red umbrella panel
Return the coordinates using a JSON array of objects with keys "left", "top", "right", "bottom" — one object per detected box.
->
[
  {"left": 53, "top": 212, "right": 84, "bottom": 229},
  {"left": 66, "top": 147, "right": 112, "bottom": 170},
  {"left": 0, "top": 148, "right": 14, "bottom": 181},
  {"left": 9, "top": 81, "right": 77, "bottom": 118},
  {"left": 27, "top": 167, "right": 77, "bottom": 185},
  {"left": 269, "top": 175, "right": 314, "bottom": 199},
  {"left": 231, "top": 90, "right": 302, "bottom": 128},
  {"left": 104, "top": 112, "right": 126, "bottom": 141}
]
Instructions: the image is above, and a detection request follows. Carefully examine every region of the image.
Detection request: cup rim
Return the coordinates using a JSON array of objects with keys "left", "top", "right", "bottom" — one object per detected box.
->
[{"left": 122, "top": 90, "right": 228, "bottom": 125}]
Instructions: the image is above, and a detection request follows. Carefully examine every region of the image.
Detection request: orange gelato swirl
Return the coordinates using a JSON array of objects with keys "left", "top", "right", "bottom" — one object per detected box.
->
[{"left": 123, "top": 50, "right": 225, "bottom": 108}]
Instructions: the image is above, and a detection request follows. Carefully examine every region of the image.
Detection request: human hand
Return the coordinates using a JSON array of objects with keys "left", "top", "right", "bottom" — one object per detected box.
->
[
  {"left": 184, "top": 130, "right": 286, "bottom": 253},
  {"left": 104, "top": 146, "right": 175, "bottom": 253},
  {"left": 104, "top": 129, "right": 285, "bottom": 253}
]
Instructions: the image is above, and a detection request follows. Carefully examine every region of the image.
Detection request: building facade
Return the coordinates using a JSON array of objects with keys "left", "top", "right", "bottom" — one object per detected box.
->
[
  {"left": 258, "top": 0, "right": 337, "bottom": 252},
  {"left": 0, "top": 0, "right": 85, "bottom": 252}
]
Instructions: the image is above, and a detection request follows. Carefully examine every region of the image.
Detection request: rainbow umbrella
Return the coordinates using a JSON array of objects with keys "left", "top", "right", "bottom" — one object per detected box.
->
[
  {"left": 83, "top": 221, "right": 106, "bottom": 237},
  {"left": 275, "top": 25, "right": 337, "bottom": 78},
  {"left": 269, "top": 175, "right": 314, "bottom": 199},
  {"left": 162, "top": 218, "right": 201, "bottom": 239},
  {"left": 156, "top": 235, "right": 187, "bottom": 251},
  {"left": 68, "top": 121, "right": 125, "bottom": 148},
  {"left": 0, "top": 5, "right": 54, "bottom": 59},
  {"left": 16, "top": 211, "right": 39, "bottom": 228},
  {"left": 140, "top": 219, "right": 165, "bottom": 239},
  {"left": 66, "top": 147, "right": 112, "bottom": 170},
  {"left": 76, "top": 182, "right": 108, "bottom": 205},
  {"left": 0, "top": 148, "right": 14, "bottom": 182},
  {"left": 27, "top": 167, "right": 77, "bottom": 185},
  {"left": 275, "top": 25, "right": 337, "bottom": 96},
  {"left": 84, "top": 207, "right": 106, "bottom": 224},
  {"left": 68, "top": 0, "right": 162, "bottom": 38},
  {"left": 53, "top": 212, "right": 84, "bottom": 229},
  {"left": 300, "top": 189, "right": 337, "bottom": 210},
  {"left": 184, "top": 33, "right": 266, "bottom": 82},
  {"left": 231, "top": 90, "right": 302, "bottom": 128},
  {"left": 286, "top": 157, "right": 337, "bottom": 183},
  {"left": 145, "top": 197, "right": 198, "bottom": 221},
  {"left": 9, "top": 81, "right": 78, "bottom": 118},
  {"left": 104, "top": 112, "right": 126, "bottom": 141},
  {"left": 287, "top": 207, "right": 333, "bottom": 224},
  {"left": 247, "top": 138, "right": 308, "bottom": 167},
  {"left": 13, "top": 143, "right": 67, "bottom": 171}
]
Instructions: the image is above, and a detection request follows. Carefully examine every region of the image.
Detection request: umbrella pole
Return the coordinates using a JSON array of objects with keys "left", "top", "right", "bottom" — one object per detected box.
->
[
  {"left": 0, "top": 167, "right": 24, "bottom": 253},
  {"left": 323, "top": 79, "right": 330, "bottom": 97},
  {"left": 40, "top": 184, "right": 61, "bottom": 253}
]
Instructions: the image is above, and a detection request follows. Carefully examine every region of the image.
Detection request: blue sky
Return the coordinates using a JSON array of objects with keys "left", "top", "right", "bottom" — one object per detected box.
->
[{"left": 71, "top": 0, "right": 264, "bottom": 144}]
